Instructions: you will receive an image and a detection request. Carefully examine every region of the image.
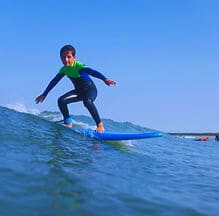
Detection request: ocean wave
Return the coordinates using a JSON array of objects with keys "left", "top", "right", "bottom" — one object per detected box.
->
[{"left": 0, "top": 105, "right": 219, "bottom": 215}]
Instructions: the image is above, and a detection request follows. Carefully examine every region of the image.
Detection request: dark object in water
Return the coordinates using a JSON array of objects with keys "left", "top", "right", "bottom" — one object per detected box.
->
[{"left": 194, "top": 137, "right": 209, "bottom": 142}]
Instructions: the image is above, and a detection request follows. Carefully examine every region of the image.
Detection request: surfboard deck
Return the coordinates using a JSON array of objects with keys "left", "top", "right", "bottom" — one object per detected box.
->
[
  {"left": 90, "top": 130, "right": 163, "bottom": 140},
  {"left": 58, "top": 123, "right": 163, "bottom": 140},
  {"left": 55, "top": 120, "right": 163, "bottom": 141}
]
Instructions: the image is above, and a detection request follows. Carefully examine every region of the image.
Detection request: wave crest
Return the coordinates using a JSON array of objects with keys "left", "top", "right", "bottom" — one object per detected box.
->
[{"left": 5, "top": 103, "right": 40, "bottom": 115}]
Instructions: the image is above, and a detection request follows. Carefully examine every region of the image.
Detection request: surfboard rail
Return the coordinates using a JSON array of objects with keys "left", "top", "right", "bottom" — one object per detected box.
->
[
  {"left": 72, "top": 128, "right": 163, "bottom": 141},
  {"left": 55, "top": 121, "right": 163, "bottom": 141},
  {"left": 92, "top": 131, "right": 163, "bottom": 140}
]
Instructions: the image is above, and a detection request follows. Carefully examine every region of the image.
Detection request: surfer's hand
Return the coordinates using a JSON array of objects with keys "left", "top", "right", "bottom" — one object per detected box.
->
[
  {"left": 104, "top": 79, "right": 116, "bottom": 86},
  {"left": 35, "top": 95, "right": 46, "bottom": 104}
]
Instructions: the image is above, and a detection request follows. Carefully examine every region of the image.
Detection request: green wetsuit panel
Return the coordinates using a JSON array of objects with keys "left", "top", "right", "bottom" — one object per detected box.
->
[{"left": 59, "top": 61, "right": 87, "bottom": 78}]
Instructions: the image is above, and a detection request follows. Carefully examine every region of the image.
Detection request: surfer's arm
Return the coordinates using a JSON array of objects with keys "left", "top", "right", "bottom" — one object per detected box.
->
[
  {"left": 35, "top": 73, "right": 65, "bottom": 104},
  {"left": 42, "top": 73, "right": 65, "bottom": 97},
  {"left": 80, "top": 68, "right": 116, "bottom": 86}
]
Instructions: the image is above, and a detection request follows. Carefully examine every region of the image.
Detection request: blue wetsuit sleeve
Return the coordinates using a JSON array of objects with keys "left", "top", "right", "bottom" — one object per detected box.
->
[
  {"left": 80, "top": 67, "right": 107, "bottom": 81},
  {"left": 42, "top": 73, "right": 65, "bottom": 96}
]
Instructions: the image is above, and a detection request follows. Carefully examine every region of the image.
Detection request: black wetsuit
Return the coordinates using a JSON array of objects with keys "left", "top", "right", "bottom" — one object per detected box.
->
[{"left": 42, "top": 61, "right": 107, "bottom": 125}]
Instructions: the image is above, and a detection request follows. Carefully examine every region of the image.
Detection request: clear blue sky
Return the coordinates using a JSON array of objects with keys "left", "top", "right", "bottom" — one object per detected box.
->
[{"left": 1, "top": 0, "right": 219, "bottom": 132}]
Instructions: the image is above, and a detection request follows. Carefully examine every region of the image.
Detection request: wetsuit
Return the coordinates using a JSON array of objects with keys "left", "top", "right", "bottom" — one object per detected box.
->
[{"left": 42, "top": 61, "right": 107, "bottom": 125}]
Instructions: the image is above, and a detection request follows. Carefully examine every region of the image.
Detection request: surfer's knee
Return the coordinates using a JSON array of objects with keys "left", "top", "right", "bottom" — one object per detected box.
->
[{"left": 58, "top": 96, "right": 65, "bottom": 106}]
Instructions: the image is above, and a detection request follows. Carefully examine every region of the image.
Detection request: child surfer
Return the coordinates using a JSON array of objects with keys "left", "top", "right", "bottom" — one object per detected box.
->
[{"left": 35, "top": 45, "right": 116, "bottom": 132}]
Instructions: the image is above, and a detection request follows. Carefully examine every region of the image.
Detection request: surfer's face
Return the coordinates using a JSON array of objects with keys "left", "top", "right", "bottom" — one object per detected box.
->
[{"left": 61, "top": 51, "right": 76, "bottom": 66}]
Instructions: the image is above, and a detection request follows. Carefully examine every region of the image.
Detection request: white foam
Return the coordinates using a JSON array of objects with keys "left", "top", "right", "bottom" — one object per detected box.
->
[
  {"left": 5, "top": 103, "right": 40, "bottom": 115},
  {"left": 121, "top": 140, "right": 134, "bottom": 147},
  {"left": 72, "top": 119, "right": 96, "bottom": 130}
]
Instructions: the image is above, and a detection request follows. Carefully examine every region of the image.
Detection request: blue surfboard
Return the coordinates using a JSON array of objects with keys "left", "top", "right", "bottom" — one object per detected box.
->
[
  {"left": 70, "top": 127, "right": 163, "bottom": 141},
  {"left": 56, "top": 121, "right": 163, "bottom": 141}
]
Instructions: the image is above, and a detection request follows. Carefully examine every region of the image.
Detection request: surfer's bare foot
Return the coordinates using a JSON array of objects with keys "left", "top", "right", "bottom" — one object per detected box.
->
[
  {"left": 96, "top": 122, "right": 105, "bottom": 133},
  {"left": 63, "top": 123, "right": 73, "bottom": 128},
  {"left": 63, "top": 117, "right": 73, "bottom": 127}
]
